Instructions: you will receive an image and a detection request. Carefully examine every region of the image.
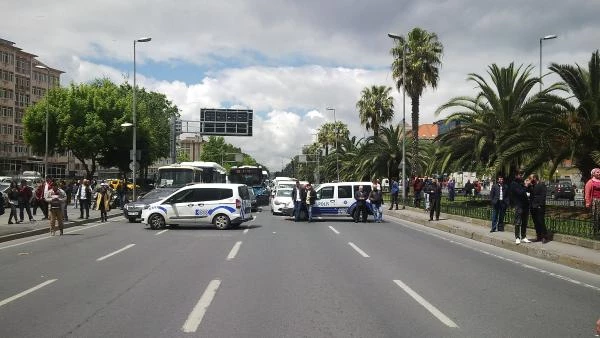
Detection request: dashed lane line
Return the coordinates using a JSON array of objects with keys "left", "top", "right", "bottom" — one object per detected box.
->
[
  {"left": 0, "top": 279, "right": 57, "bottom": 308},
  {"left": 393, "top": 279, "right": 459, "bottom": 328},
  {"left": 348, "top": 242, "right": 370, "bottom": 258},
  {"left": 328, "top": 226, "right": 340, "bottom": 234},
  {"left": 96, "top": 244, "right": 136, "bottom": 262},
  {"left": 181, "top": 279, "right": 221, "bottom": 333},
  {"left": 226, "top": 241, "right": 242, "bottom": 261}
]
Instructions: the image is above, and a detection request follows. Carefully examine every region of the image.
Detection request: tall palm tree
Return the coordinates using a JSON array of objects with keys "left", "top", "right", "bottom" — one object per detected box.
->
[
  {"left": 356, "top": 85, "right": 395, "bottom": 138},
  {"left": 317, "top": 121, "right": 349, "bottom": 156},
  {"left": 434, "top": 63, "right": 563, "bottom": 178},
  {"left": 390, "top": 27, "right": 443, "bottom": 176},
  {"left": 550, "top": 50, "right": 600, "bottom": 182}
]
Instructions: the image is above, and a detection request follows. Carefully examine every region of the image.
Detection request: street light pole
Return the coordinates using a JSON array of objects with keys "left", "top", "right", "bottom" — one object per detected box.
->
[
  {"left": 132, "top": 37, "right": 151, "bottom": 201},
  {"left": 35, "top": 65, "right": 50, "bottom": 178},
  {"left": 326, "top": 107, "right": 339, "bottom": 182},
  {"left": 388, "top": 33, "right": 407, "bottom": 209},
  {"left": 539, "top": 34, "right": 557, "bottom": 92}
]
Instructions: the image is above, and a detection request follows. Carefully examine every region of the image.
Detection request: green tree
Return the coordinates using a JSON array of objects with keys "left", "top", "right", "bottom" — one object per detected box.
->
[
  {"left": 317, "top": 121, "right": 349, "bottom": 156},
  {"left": 356, "top": 85, "right": 395, "bottom": 138},
  {"left": 390, "top": 27, "right": 444, "bottom": 176},
  {"left": 549, "top": 50, "right": 600, "bottom": 182},
  {"left": 361, "top": 124, "right": 406, "bottom": 180}
]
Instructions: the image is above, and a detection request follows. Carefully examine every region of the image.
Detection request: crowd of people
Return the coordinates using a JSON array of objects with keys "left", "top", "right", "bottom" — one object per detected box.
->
[{"left": 1, "top": 176, "right": 131, "bottom": 235}]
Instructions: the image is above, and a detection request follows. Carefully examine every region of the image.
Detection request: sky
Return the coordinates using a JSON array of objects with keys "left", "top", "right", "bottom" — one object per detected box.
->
[{"left": 3, "top": 0, "right": 600, "bottom": 172}]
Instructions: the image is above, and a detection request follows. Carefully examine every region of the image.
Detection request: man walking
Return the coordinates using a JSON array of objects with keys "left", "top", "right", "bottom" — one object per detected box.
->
[
  {"left": 369, "top": 184, "right": 383, "bottom": 223},
  {"left": 510, "top": 171, "right": 531, "bottom": 244},
  {"left": 354, "top": 185, "right": 368, "bottom": 223},
  {"left": 305, "top": 183, "right": 317, "bottom": 222},
  {"left": 76, "top": 179, "right": 92, "bottom": 219},
  {"left": 528, "top": 173, "right": 549, "bottom": 243},
  {"left": 490, "top": 176, "right": 509, "bottom": 232},
  {"left": 291, "top": 180, "right": 306, "bottom": 222},
  {"left": 427, "top": 178, "right": 442, "bottom": 221},
  {"left": 389, "top": 178, "right": 399, "bottom": 210},
  {"left": 46, "top": 183, "right": 66, "bottom": 236},
  {"left": 18, "top": 179, "right": 34, "bottom": 223}
]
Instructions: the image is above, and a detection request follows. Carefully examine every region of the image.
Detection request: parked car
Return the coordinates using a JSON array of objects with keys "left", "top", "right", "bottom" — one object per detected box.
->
[
  {"left": 270, "top": 188, "right": 293, "bottom": 215},
  {"left": 123, "top": 187, "right": 179, "bottom": 222},
  {"left": 548, "top": 179, "right": 575, "bottom": 201}
]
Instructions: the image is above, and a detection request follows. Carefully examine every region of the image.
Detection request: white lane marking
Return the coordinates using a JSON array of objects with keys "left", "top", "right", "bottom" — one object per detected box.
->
[
  {"left": 393, "top": 279, "right": 459, "bottom": 328},
  {"left": 0, "top": 279, "right": 57, "bottom": 308},
  {"left": 243, "top": 229, "right": 249, "bottom": 234},
  {"left": 0, "top": 222, "right": 108, "bottom": 251},
  {"left": 328, "top": 226, "right": 340, "bottom": 234},
  {"left": 155, "top": 229, "right": 169, "bottom": 236},
  {"left": 182, "top": 279, "right": 221, "bottom": 333},
  {"left": 348, "top": 242, "right": 370, "bottom": 258},
  {"left": 390, "top": 217, "right": 600, "bottom": 293},
  {"left": 96, "top": 244, "right": 136, "bottom": 262},
  {"left": 227, "top": 241, "right": 242, "bottom": 261}
]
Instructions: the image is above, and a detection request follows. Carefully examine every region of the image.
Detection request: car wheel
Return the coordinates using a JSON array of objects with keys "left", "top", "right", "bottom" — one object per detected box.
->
[
  {"left": 128, "top": 217, "right": 136, "bottom": 223},
  {"left": 213, "top": 214, "right": 231, "bottom": 230},
  {"left": 148, "top": 214, "right": 165, "bottom": 230}
]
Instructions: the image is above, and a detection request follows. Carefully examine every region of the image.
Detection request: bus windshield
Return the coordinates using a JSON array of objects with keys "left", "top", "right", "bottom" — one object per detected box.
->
[
  {"left": 157, "top": 167, "right": 202, "bottom": 187},
  {"left": 229, "top": 167, "right": 263, "bottom": 186}
]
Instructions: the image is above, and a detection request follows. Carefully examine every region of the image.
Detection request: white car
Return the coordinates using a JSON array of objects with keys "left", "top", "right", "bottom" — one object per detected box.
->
[
  {"left": 270, "top": 188, "right": 293, "bottom": 215},
  {"left": 141, "top": 183, "right": 253, "bottom": 230}
]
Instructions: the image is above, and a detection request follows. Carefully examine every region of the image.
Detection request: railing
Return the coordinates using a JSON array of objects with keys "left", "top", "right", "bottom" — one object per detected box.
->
[{"left": 394, "top": 194, "right": 599, "bottom": 240}]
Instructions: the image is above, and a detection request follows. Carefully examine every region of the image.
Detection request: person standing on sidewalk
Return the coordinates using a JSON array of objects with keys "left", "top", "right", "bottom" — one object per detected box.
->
[
  {"left": 447, "top": 178, "right": 456, "bottom": 202},
  {"left": 33, "top": 181, "right": 47, "bottom": 219},
  {"left": 510, "top": 171, "right": 531, "bottom": 244},
  {"left": 305, "top": 183, "right": 317, "bottom": 223},
  {"left": 490, "top": 176, "right": 509, "bottom": 232},
  {"left": 95, "top": 185, "right": 110, "bottom": 222},
  {"left": 18, "top": 179, "right": 34, "bottom": 223},
  {"left": 527, "top": 173, "right": 549, "bottom": 243},
  {"left": 428, "top": 178, "right": 442, "bottom": 221},
  {"left": 41, "top": 176, "right": 52, "bottom": 219},
  {"left": 389, "top": 178, "right": 399, "bottom": 210},
  {"left": 46, "top": 183, "right": 66, "bottom": 236},
  {"left": 7, "top": 181, "right": 20, "bottom": 224},
  {"left": 76, "top": 179, "right": 92, "bottom": 219},
  {"left": 72, "top": 179, "right": 80, "bottom": 209},
  {"left": 584, "top": 168, "right": 600, "bottom": 235}
]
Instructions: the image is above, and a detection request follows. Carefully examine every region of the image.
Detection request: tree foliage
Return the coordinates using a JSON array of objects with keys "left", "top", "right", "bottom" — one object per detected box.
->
[{"left": 356, "top": 85, "right": 395, "bottom": 138}]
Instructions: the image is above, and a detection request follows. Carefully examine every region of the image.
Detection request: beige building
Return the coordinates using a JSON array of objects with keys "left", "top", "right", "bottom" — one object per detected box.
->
[{"left": 0, "top": 38, "right": 66, "bottom": 177}]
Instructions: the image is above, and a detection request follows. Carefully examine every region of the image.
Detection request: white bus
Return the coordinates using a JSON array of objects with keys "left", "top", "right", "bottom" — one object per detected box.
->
[
  {"left": 180, "top": 161, "right": 227, "bottom": 183},
  {"left": 156, "top": 164, "right": 203, "bottom": 188}
]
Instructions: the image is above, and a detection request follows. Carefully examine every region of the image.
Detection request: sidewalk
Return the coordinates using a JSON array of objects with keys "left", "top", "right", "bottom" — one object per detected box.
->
[
  {"left": 386, "top": 206, "right": 600, "bottom": 275},
  {"left": 0, "top": 203, "right": 123, "bottom": 242}
]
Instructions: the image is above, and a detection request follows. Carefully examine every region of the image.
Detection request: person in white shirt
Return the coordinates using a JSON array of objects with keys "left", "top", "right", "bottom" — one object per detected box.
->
[{"left": 76, "top": 179, "right": 92, "bottom": 219}]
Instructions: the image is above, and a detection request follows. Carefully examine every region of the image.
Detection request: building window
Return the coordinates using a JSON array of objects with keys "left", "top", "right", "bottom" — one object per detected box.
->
[
  {"left": 0, "top": 106, "right": 13, "bottom": 117},
  {"left": 0, "top": 70, "right": 14, "bottom": 82},
  {"left": 1, "top": 51, "right": 15, "bottom": 64},
  {"left": 0, "top": 88, "right": 14, "bottom": 99}
]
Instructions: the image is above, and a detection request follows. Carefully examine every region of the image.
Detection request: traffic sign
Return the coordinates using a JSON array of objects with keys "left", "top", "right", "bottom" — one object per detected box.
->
[
  {"left": 129, "top": 161, "right": 140, "bottom": 171},
  {"left": 200, "top": 108, "right": 253, "bottom": 136}
]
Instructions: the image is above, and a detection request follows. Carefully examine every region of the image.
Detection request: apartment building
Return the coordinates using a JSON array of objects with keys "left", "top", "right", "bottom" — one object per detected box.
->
[{"left": 0, "top": 38, "right": 66, "bottom": 177}]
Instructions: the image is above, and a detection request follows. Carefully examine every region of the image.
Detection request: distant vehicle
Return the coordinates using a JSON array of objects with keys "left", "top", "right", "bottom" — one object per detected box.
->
[
  {"left": 156, "top": 164, "right": 204, "bottom": 188},
  {"left": 141, "top": 183, "right": 253, "bottom": 230},
  {"left": 180, "top": 161, "right": 227, "bottom": 183},
  {"left": 270, "top": 188, "right": 293, "bottom": 215},
  {"left": 229, "top": 165, "right": 267, "bottom": 186},
  {"left": 548, "top": 179, "right": 575, "bottom": 201}
]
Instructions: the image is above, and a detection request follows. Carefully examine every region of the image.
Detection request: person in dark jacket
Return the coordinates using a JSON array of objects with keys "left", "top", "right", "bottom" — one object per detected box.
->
[
  {"left": 354, "top": 185, "right": 368, "bottom": 223},
  {"left": 305, "top": 183, "right": 317, "bottom": 222},
  {"left": 389, "top": 178, "right": 399, "bottom": 210},
  {"left": 18, "top": 179, "right": 34, "bottom": 223},
  {"left": 490, "top": 176, "right": 510, "bottom": 232},
  {"left": 427, "top": 178, "right": 442, "bottom": 221},
  {"left": 510, "top": 171, "right": 531, "bottom": 244},
  {"left": 291, "top": 180, "right": 307, "bottom": 222},
  {"left": 369, "top": 185, "right": 383, "bottom": 223},
  {"left": 7, "top": 181, "right": 20, "bottom": 224},
  {"left": 527, "top": 173, "right": 549, "bottom": 243}
]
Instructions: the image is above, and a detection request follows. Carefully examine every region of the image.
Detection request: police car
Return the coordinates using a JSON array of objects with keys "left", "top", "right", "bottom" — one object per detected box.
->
[
  {"left": 141, "top": 183, "right": 253, "bottom": 230},
  {"left": 283, "top": 181, "right": 375, "bottom": 220}
]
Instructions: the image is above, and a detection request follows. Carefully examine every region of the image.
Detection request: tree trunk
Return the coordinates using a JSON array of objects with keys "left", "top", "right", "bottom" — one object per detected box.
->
[{"left": 411, "top": 94, "right": 420, "bottom": 177}]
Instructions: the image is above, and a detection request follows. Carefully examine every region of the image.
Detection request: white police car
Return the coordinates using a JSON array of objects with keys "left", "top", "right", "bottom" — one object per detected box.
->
[{"left": 141, "top": 183, "right": 253, "bottom": 230}]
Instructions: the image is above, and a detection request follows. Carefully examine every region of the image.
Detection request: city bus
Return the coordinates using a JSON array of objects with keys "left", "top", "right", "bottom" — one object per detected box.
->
[
  {"left": 230, "top": 165, "right": 269, "bottom": 205},
  {"left": 156, "top": 164, "right": 203, "bottom": 188},
  {"left": 180, "top": 161, "right": 227, "bottom": 183}
]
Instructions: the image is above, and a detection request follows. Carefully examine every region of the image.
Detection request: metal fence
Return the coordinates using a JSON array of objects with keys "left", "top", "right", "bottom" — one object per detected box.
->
[{"left": 395, "top": 195, "right": 599, "bottom": 240}]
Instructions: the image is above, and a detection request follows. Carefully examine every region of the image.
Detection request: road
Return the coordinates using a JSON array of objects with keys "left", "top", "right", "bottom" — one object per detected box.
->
[{"left": 0, "top": 207, "right": 599, "bottom": 337}]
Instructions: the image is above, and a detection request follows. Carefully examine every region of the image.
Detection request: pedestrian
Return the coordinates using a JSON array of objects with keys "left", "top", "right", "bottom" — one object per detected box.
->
[
  {"left": 40, "top": 176, "right": 53, "bottom": 219},
  {"left": 464, "top": 180, "right": 473, "bottom": 198},
  {"left": 389, "top": 178, "right": 399, "bottom": 210},
  {"left": 305, "top": 183, "right": 317, "bottom": 222},
  {"left": 46, "top": 183, "right": 66, "bottom": 235},
  {"left": 596, "top": 317, "right": 600, "bottom": 336},
  {"left": 527, "top": 173, "right": 549, "bottom": 243},
  {"left": 369, "top": 184, "right": 383, "bottom": 223},
  {"left": 73, "top": 179, "right": 80, "bottom": 209},
  {"left": 291, "top": 180, "right": 306, "bottom": 222},
  {"left": 353, "top": 185, "right": 368, "bottom": 223},
  {"left": 7, "top": 181, "right": 20, "bottom": 224},
  {"left": 490, "top": 175, "right": 509, "bottom": 232},
  {"left": 118, "top": 178, "right": 128, "bottom": 209},
  {"left": 428, "top": 178, "right": 442, "bottom": 221},
  {"left": 413, "top": 178, "right": 424, "bottom": 208},
  {"left": 18, "top": 179, "right": 34, "bottom": 223},
  {"left": 510, "top": 171, "right": 532, "bottom": 244},
  {"left": 447, "top": 179, "right": 456, "bottom": 202},
  {"left": 32, "top": 181, "right": 47, "bottom": 219},
  {"left": 95, "top": 184, "right": 110, "bottom": 222},
  {"left": 59, "top": 180, "right": 69, "bottom": 222},
  {"left": 423, "top": 176, "right": 432, "bottom": 211},
  {"left": 76, "top": 179, "right": 92, "bottom": 219},
  {"left": 584, "top": 168, "right": 600, "bottom": 235}
]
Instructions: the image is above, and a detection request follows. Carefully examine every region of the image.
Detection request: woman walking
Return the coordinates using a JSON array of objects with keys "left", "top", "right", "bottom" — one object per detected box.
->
[{"left": 95, "top": 185, "right": 111, "bottom": 222}]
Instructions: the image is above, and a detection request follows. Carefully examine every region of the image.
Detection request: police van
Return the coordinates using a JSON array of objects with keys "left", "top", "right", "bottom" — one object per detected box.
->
[
  {"left": 284, "top": 181, "right": 375, "bottom": 220},
  {"left": 141, "top": 183, "right": 253, "bottom": 230}
]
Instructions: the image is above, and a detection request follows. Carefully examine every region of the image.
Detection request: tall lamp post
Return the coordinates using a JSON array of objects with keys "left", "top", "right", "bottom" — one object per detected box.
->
[
  {"left": 388, "top": 33, "right": 407, "bottom": 209},
  {"left": 326, "top": 107, "right": 340, "bottom": 182},
  {"left": 132, "top": 37, "right": 151, "bottom": 201},
  {"left": 35, "top": 65, "right": 50, "bottom": 178},
  {"left": 539, "top": 34, "right": 557, "bottom": 92}
]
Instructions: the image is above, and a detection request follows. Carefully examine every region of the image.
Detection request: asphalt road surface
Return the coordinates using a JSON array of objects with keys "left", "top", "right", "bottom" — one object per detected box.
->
[{"left": 1, "top": 208, "right": 599, "bottom": 337}]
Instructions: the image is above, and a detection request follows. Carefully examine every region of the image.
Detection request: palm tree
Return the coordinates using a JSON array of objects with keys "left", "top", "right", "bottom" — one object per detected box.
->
[
  {"left": 356, "top": 85, "right": 395, "bottom": 138},
  {"left": 390, "top": 27, "right": 443, "bottom": 176},
  {"left": 434, "top": 63, "right": 563, "bottom": 178},
  {"left": 549, "top": 50, "right": 600, "bottom": 182},
  {"left": 317, "top": 121, "right": 349, "bottom": 156},
  {"left": 361, "top": 124, "right": 406, "bottom": 180}
]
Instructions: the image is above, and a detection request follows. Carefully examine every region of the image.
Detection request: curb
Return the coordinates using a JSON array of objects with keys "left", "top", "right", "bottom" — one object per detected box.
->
[
  {"left": 390, "top": 209, "right": 600, "bottom": 275},
  {"left": 0, "top": 213, "right": 122, "bottom": 244}
]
